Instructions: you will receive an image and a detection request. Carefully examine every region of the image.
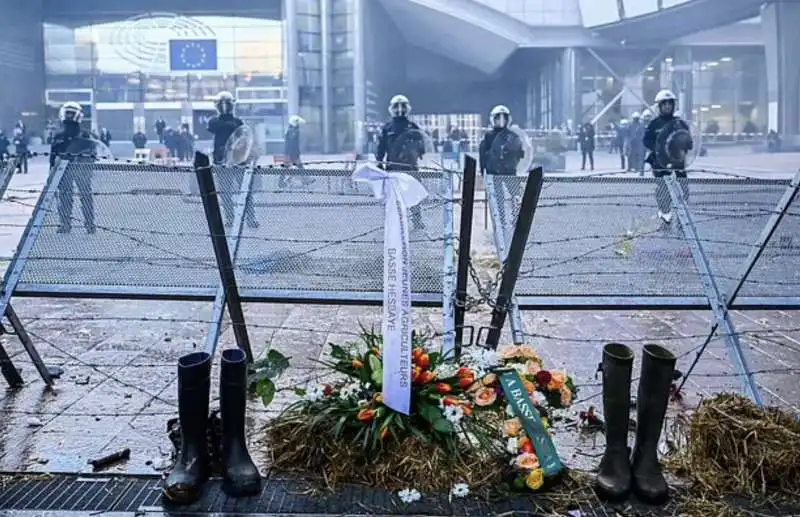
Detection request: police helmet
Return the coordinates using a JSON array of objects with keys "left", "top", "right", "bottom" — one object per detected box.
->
[
  {"left": 490, "top": 104, "right": 511, "bottom": 129},
  {"left": 59, "top": 101, "right": 83, "bottom": 123},
  {"left": 216, "top": 91, "right": 236, "bottom": 115},
  {"left": 654, "top": 89, "right": 677, "bottom": 116},
  {"left": 389, "top": 94, "right": 411, "bottom": 117},
  {"left": 641, "top": 108, "right": 653, "bottom": 120},
  {"left": 289, "top": 115, "right": 306, "bottom": 126},
  {"left": 632, "top": 111, "right": 641, "bottom": 119},
  {"left": 620, "top": 118, "right": 629, "bottom": 125}
]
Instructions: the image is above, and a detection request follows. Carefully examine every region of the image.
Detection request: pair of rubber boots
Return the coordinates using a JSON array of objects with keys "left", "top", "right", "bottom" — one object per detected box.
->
[
  {"left": 595, "top": 343, "right": 676, "bottom": 504},
  {"left": 163, "top": 349, "right": 260, "bottom": 504}
]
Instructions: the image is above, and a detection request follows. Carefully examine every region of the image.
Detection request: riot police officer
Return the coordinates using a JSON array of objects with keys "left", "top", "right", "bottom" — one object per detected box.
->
[
  {"left": 376, "top": 94, "right": 425, "bottom": 230},
  {"left": 207, "top": 91, "right": 258, "bottom": 228},
  {"left": 279, "top": 115, "right": 313, "bottom": 188},
  {"left": 51, "top": 101, "right": 96, "bottom": 234},
  {"left": 627, "top": 112, "right": 646, "bottom": 175},
  {"left": 644, "top": 89, "right": 693, "bottom": 223},
  {"left": 479, "top": 105, "right": 526, "bottom": 217}
]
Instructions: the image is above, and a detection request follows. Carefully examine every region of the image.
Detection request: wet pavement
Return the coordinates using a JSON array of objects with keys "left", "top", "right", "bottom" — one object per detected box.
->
[{"left": 0, "top": 151, "right": 798, "bottom": 483}]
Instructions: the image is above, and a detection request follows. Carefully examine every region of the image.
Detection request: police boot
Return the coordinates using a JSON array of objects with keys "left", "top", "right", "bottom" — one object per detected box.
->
[
  {"left": 595, "top": 343, "right": 634, "bottom": 501},
  {"left": 163, "top": 352, "right": 212, "bottom": 504},
  {"left": 631, "top": 344, "right": 676, "bottom": 504},
  {"left": 220, "top": 348, "right": 261, "bottom": 497}
]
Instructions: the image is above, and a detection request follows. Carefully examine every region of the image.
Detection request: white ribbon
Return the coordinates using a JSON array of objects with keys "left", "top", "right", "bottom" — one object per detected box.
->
[{"left": 353, "top": 163, "right": 428, "bottom": 415}]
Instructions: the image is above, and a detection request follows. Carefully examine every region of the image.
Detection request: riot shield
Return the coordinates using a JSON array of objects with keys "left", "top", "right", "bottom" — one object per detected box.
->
[
  {"left": 385, "top": 127, "right": 435, "bottom": 170},
  {"left": 223, "top": 124, "right": 261, "bottom": 166},
  {"left": 654, "top": 118, "right": 701, "bottom": 170},
  {"left": 488, "top": 124, "right": 533, "bottom": 176}
]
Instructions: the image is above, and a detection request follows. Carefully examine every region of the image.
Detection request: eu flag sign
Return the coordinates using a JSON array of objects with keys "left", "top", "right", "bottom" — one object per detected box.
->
[{"left": 169, "top": 39, "right": 218, "bottom": 71}]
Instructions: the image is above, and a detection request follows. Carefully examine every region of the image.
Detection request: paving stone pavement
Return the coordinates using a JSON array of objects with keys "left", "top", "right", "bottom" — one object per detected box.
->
[{"left": 0, "top": 152, "right": 798, "bottom": 483}]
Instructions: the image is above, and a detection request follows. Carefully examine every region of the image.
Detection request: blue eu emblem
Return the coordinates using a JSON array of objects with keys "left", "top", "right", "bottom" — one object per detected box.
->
[{"left": 169, "top": 39, "right": 218, "bottom": 71}]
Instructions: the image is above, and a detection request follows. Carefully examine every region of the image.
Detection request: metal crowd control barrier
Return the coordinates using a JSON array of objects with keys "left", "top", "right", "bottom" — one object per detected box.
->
[
  {"left": 0, "top": 158, "right": 457, "bottom": 387},
  {"left": 485, "top": 172, "right": 800, "bottom": 406}
]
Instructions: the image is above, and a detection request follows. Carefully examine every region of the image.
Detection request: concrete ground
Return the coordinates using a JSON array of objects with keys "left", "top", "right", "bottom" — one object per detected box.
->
[{"left": 0, "top": 150, "right": 798, "bottom": 484}]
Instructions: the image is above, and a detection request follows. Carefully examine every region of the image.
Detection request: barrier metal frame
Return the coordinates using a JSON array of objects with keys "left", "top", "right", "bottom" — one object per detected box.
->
[
  {"left": 484, "top": 172, "right": 800, "bottom": 407},
  {"left": 0, "top": 159, "right": 458, "bottom": 386}
]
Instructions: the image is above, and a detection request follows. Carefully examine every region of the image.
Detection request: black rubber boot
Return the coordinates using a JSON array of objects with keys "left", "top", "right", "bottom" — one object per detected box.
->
[
  {"left": 595, "top": 343, "right": 634, "bottom": 501},
  {"left": 631, "top": 344, "right": 676, "bottom": 504},
  {"left": 163, "top": 352, "right": 212, "bottom": 504},
  {"left": 220, "top": 348, "right": 261, "bottom": 497}
]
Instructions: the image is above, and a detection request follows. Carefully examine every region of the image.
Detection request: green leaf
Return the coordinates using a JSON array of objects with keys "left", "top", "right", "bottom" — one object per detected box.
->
[
  {"left": 432, "top": 417, "right": 454, "bottom": 434},
  {"left": 419, "top": 403, "right": 441, "bottom": 424},
  {"left": 249, "top": 349, "right": 291, "bottom": 384},
  {"left": 255, "top": 379, "right": 276, "bottom": 406},
  {"left": 333, "top": 415, "right": 348, "bottom": 439},
  {"left": 329, "top": 343, "right": 350, "bottom": 361},
  {"left": 368, "top": 354, "right": 383, "bottom": 388},
  {"left": 294, "top": 387, "right": 307, "bottom": 396}
]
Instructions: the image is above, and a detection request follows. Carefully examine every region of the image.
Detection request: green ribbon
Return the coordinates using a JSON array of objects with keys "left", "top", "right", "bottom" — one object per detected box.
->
[{"left": 498, "top": 369, "right": 563, "bottom": 477}]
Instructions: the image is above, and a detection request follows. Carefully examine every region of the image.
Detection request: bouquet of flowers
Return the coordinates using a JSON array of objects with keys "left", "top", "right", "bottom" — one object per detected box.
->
[{"left": 266, "top": 329, "right": 577, "bottom": 494}]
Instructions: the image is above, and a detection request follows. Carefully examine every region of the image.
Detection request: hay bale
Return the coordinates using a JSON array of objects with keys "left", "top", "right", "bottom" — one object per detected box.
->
[{"left": 673, "top": 394, "right": 800, "bottom": 497}]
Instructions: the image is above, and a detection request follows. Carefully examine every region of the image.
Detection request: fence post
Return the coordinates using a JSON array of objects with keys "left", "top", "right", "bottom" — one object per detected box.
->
[
  {"left": 203, "top": 166, "right": 257, "bottom": 359},
  {"left": 483, "top": 168, "right": 544, "bottom": 349},
  {"left": 453, "top": 155, "right": 477, "bottom": 356},
  {"left": 194, "top": 152, "right": 254, "bottom": 363},
  {"left": 664, "top": 173, "right": 762, "bottom": 406}
]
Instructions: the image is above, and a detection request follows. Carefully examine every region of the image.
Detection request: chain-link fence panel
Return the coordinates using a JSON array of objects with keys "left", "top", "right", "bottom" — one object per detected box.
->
[
  {"left": 733, "top": 187, "right": 800, "bottom": 300},
  {"left": 232, "top": 165, "right": 452, "bottom": 304},
  {"left": 684, "top": 178, "right": 792, "bottom": 298},
  {"left": 16, "top": 161, "right": 221, "bottom": 295},
  {"left": 486, "top": 175, "right": 796, "bottom": 306},
  {"left": 0, "top": 157, "right": 14, "bottom": 198}
]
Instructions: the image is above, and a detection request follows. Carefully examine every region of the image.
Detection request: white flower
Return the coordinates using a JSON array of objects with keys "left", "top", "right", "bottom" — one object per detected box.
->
[
  {"left": 305, "top": 386, "right": 326, "bottom": 402},
  {"left": 450, "top": 483, "right": 469, "bottom": 498},
  {"left": 505, "top": 404, "right": 516, "bottom": 417},
  {"left": 434, "top": 362, "right": 459, "bottom": 379},
  {"left": 362, "top": 381, "right": 372, "bottom": 390},
  {"left": 512, "top": 362, "right": 526, "bottom": 374},
  {"left": 442, "top": 404, "right": 464, "bottom": 425},
  {"left": 338, "top": 384, "right": 359, "bottom": 400},
  {"left": 506, "top": 437, "right": 519, "bottom": 454},
  {"left": 468, "top": 348, "right": 500, "bottom": 378},
  {"left": 397, "top": 488, "right": 422, "bottom": 503},
  {"left": 531, "top": 391, "right": 546, "bottom": 406}
]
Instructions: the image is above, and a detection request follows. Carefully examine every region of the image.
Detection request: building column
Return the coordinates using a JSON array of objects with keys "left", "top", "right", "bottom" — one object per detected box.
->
[
  {"left": 672, "top": 47, "right": 694, "bottom": 123},
  {"left": 320, "top": 0, "right": 332, "bottom": 153},
  {"left": 560, "top": 48, "right": 580, "bottom": 130},
  {"left": 353, "top": 0, "right": 367, "bottom": 154},
  {"left": 284, "top": 0, "right": 300, "bottom": 120},
  {"left": 762, "top": 1, "right": 800, "bottom": 145}
]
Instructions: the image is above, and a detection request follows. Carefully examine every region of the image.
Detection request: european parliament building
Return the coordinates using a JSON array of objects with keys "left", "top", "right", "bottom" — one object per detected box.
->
[{"left": 1, "top": 0, "right": 795, "bottom": 153}]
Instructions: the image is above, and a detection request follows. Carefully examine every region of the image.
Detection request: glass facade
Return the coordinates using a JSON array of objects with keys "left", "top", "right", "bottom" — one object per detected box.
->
[
  {"left": 43, "top": 14, "right": 285, "bottom": 140},
  {"left": 331, "top": 0, "right": 355, "bottom": 152}
]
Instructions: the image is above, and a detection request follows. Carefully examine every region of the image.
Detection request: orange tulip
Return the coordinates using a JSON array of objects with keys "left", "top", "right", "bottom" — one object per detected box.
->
[
  {"left": 416, "top": 353, "right": 431, "bottom": 369},
  {"left": 442, "top": 396, "right": 459, "bottom": 406},
  {"left": 459, "top": 375, "right": 475, "bottom": 390},
  {"left": 461, "top": 405, "right": 473, "bottom": 417},
  {"left": 380, "top": 427, "right": 390, "bottom": 440},
  {"left": 435, "top": 382, "right": 452, "bottom": 394},
  {"left": 456, "top": 367, "right": 472, "bottom": 378},
  {"left": 373, "top": 393, "right": 384, "bottom": 404},
  {"left": 411, "top": 366, "right": 422, "bottom": 383},
  {"left": 412, "top": 348, "right": 424, "bottom": 361},
  {"left": 474, "top": 387, "right": 498, "bottom": 406},
  {"left": 352, "top": 359, "right": 364, "bottom": 369},
  {"left": 520, "top": 437, "right": 534, "bottom": 454},
  {"left": 357, "top": 408, "right": 376, "bottom": 422},
  {"left": 419, "top": 370, "right": 436, "bottom": 384},
  {"left": 523, "top": 380, "right": 536, "bottom": 394}
]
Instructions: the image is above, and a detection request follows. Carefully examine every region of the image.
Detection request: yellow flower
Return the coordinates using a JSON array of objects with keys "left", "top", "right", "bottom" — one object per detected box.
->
[
  {"left": 525, "top": 468, "right": 545, "bottom": 490},
  {"left": 518, "top": 346, "right": 541, "bottom": 360},
  {"left": 503, "top": 418, "right": 522, "bottom": 437},
  {"left": 500, "top": 346, "right": 522, "bottom": 360},
  {"left": 560, "top": 386, "right": 573, "bottom": 406},
  {"left": 515, "top": 453, "right": 540, "bottom": 470},
  {"left": 541, "top": 417, "right": 549, "bottom": 429},
  {"left": 524, "top": 359, "right": 542, "bottom": 376},
  {"left": 547, "top": 371, "right": 567, "bottom": 391},
  {"left": 474, "top": 387, "right": 497, "bottom": 406}
]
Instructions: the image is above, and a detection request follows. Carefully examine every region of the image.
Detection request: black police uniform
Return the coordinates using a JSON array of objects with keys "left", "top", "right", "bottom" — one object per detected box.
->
[
  {"left": 643, "top": 114, "right": 693, "bottom": 216},
  {"left": 376, "top": 116, "right": 425, "bottom": 229},
  {"left": 278, "top": 125, "right": 313, "bottom": 188},
  {"left": 207, "top": 114, "right": 258, "bottom": 227},
  {"left": 479, "top": 127, "right": 524, "bottom": 222},
  {"left": 50, "top": 123, "right": 96, "bottom": 233}
]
